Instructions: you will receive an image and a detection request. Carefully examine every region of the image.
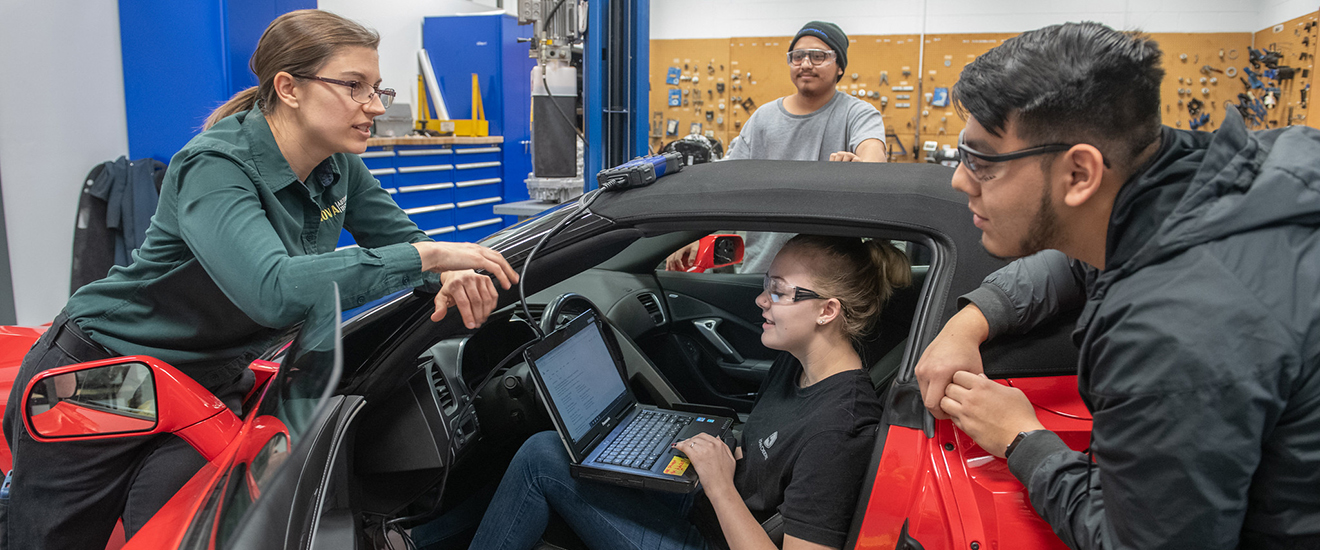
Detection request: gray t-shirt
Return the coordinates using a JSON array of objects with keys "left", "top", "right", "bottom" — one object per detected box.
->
[{"left": 726, "top": 91, "right": 886, "bottom": 272}]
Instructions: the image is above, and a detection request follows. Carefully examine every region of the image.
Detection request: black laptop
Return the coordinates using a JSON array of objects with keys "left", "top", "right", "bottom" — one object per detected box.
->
[{"left": 524, "top": 311, "right": 733, "bottom": 493}]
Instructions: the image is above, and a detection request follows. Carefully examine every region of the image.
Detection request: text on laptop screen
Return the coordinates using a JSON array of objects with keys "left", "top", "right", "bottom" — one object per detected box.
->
[{"left": 535, "top": 319, "right": 629, "bottom": 442}]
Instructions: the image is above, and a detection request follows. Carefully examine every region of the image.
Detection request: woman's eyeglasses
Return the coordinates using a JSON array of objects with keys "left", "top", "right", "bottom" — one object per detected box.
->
[
  {"left": 292, "top": 74, "right": 396, "bottom": 109},
  {"left": 763, "top": 275, "right": 825, "bottom": 304}
]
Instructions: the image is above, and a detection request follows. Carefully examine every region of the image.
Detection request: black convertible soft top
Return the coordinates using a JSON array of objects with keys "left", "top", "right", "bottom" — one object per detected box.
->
[
  {"left": 590, "top": 160, "right": 1002, "bottom": 324},
  {"left": 591, "top": 159, "right": 969, "bottom": 230}
]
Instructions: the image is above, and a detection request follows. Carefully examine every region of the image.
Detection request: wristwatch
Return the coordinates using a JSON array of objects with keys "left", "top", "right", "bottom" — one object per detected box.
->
[{"left": 1005, "top": 430, "right": 1037, "bottom": 459}]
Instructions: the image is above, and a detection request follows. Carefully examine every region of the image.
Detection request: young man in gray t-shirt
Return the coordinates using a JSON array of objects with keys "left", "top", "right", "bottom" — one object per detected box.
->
[{"left": 668, "top": 21, "right": 887, "bottom": 272}]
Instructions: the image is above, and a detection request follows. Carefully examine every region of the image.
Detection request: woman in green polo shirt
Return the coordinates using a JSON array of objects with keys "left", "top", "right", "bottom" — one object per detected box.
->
[{"left": 1, "top": 10, "right": 516, "bottom": 549}]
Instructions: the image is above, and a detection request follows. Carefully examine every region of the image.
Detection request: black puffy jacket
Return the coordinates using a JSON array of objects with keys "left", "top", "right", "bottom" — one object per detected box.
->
[{"left": 964, "top": 110, "right": 1320, "bottom": 549}]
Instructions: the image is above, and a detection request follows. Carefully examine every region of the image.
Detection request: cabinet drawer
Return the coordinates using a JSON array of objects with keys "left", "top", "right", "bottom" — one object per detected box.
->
[
  {"left": 396, "top": 188, "right": 454, "bottom": 210},
  {"left": 451, "top": 145, "right": 501, "bottom": 164},
  {"left": 408, "top": 208, "right": 455, "bottom": 235},
  {"left": 423, "top": 224, "right": 458, "bottom": 241},
  {"left": 372, "top": 174, "right": 395, "bottom": 191},
  {"left": 360, "top": 148, "right": 395, "bottom": 170},
  {"left": 454, "top": 199, "right": 503, "bottom": 225},
  {"left": 394, "top": 147, "right": 454, "bottom": 168},
  {"left": 394, "top": 167, "right": 454, "bottom": 189},
  {"left": 454, "top": 177, "right": 501, "bottom": 202},
  {"left": 452, "top": 161, "right": 501, "bottom": 182}
]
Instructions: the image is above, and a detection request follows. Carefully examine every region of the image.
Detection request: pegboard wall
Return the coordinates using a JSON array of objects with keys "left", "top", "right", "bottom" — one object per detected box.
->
[
  {"left": 1249, "top": 12, "right": 1318, "bottom": 130},
  {"left": 650, "top": 13, "right": 1320, "bottom": 162}
]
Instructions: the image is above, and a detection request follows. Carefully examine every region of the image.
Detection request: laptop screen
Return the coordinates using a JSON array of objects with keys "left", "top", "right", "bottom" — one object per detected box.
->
[{"left": 528, "top": 313, "right": 629, "bottom": 443}]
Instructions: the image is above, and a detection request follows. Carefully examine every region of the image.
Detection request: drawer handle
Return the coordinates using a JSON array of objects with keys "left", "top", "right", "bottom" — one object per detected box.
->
[
  {"left": 404, "top": 203, "right": 455, "bottom": 215},
  {"left": 397, "top": 164, "right": 454, "bottom": 174},
  {"left": 397, "top": 182, "right": 454, "bottom": 193},
  {"left": 457, "top": 197, "right": 502, "bottom": 208},
  {"left": 424, "top": 226, "right": 457, "bottom": 236},
  {"left": 454, "top": 161, "right": 501, "bottom": 170},
  {"left": 360, "top": 151, "right": 395, "bottom": 159},
  {"left": 455, "top": 147, "right": 501, "bottom": 154},
  {"left": 457, "top": 218, "right": 502, "bottom": 231},
  {"left": 398, "top": 148, "right": 454, "bottom": 156},
  {"left": 368, "top": 167, "right": 397, "bottom": 176},
  {"left": 456, "top": 178, "right": 501, "bottom": 188}
]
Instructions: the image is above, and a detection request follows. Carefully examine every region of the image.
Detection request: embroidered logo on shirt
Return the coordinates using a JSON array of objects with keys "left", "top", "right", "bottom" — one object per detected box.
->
[
  {"left": 320, "top": 196, "right": 347, "bottom": 222},
  {"left": 758, "top": 431, "right": 779, "bottom": 460}
]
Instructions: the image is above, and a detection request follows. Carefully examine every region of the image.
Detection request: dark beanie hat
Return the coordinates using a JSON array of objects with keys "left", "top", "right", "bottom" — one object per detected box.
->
[{"left": 789, "top": 21, "right": 848, "bottom": 71}]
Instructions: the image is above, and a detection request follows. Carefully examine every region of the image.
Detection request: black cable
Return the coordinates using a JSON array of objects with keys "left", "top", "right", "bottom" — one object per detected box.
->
[
  {"left": 518, "top": 188, "right": 606, "bottom": 339},
  {"left": 540, "top": 0, "right": 582, "bottom": 142},
  {"left": 545, "top": 0, "right": 569, "bottom": 27},
  {"left": 542, "top": 72, "right": 585, "bottom": 142}
]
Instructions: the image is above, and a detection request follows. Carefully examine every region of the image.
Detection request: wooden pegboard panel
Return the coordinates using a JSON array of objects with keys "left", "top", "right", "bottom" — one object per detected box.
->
[
  {"left": 649, "top": 39, "right": 733, "bottom": 153},
  {"left": 911, "top": 33, "right": 1014, "bottom": 161},
  {"left": 650, "top": 17, "right": 1320, "bottom": 163},
  {"left": 1253, "top": 13, "right": 1318, "bottom": 130},
  {"left": 727, "top": 36, "right": 797, "bottom": 142},
  {"left": 839, "top": 35, "right": 923, "bottom": 161},
  {"left": 1151, "top": 33, "right": 1253, "bottom": 132}
]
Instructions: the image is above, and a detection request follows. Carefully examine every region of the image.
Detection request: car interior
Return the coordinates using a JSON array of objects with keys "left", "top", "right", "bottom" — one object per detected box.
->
[{"left": 325, "top": 226, "right": 936, "bottom": 548}]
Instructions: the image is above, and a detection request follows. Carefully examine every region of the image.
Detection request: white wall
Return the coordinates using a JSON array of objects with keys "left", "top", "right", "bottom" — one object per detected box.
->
[
  {"left": 0, "top": 0, "right": 130, "bottom": 325},
  {"left": 651, "top": 0, "right": 1296, "bottom": 39},
  {"left": 1260, "top": 0, "right": 1319, "bottom": 30},
  {"left": 319, "top": 0, "right": 516, "bottom": 111}
]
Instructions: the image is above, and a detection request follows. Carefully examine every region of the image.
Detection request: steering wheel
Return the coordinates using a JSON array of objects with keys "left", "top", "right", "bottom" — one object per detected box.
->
[{"left": 540, "top": 293, "right": 606, "bottom": 335}]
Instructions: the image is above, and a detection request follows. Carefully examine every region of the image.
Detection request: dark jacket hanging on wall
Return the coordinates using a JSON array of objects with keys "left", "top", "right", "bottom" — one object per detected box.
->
[{"left": 70, "top": 156, "right": 166, "bottom": 293}]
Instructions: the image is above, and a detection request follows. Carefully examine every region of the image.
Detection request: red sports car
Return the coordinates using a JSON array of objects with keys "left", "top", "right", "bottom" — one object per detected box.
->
[{"left": 0, "top": 160, "right": 1089, "bottom": 549}]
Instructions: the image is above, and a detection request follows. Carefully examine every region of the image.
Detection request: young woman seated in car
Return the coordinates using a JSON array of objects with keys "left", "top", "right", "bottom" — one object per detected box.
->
[{"left": 465, "top": 235, "right": 911, "bottom": 550}]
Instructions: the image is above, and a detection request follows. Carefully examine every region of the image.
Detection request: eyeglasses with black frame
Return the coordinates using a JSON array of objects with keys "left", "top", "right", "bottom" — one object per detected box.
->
[
  {"left": 291, "top": 74, "right": 396, "bottom": 109},
  {"left": 956, "top": 129, "right": 1073, "bottom": 180},
  {"left": 786, "top": 49, "right": 836, "bottom": 67},
  {"left": 763, "top": 274, "right": 825, "bottom": 304}
]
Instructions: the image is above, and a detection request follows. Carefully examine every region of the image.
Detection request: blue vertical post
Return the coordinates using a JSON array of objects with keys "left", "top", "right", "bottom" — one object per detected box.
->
[{"left": 583, "top": 0, "right": 649, "bottom": 190}]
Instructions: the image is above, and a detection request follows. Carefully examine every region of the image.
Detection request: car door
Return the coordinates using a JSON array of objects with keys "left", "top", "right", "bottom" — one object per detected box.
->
[
  {"left": 124, "top": 285, "right": 351, "bottom": 550},
  {"left": 650, "top": 236, "right": 784, "bottom": 413}
]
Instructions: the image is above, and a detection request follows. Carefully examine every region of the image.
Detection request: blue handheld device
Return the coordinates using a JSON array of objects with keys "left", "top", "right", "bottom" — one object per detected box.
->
[{"left": 596, "top": 153, "right": 683, "bottom": 191}]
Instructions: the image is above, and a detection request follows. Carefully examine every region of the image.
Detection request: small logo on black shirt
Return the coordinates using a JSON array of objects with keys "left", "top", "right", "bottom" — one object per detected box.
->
[{"left": 758, "top": 431, "right": 779, "bottom": 460}]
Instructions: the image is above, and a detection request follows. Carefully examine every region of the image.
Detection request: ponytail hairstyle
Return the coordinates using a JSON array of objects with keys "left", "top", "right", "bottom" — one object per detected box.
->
[
  {"left": 780, "top": 235, "right": 912, "bottom": 343},
  {"left": 204, "top": 9, "right": 380, "bottom": 129}
]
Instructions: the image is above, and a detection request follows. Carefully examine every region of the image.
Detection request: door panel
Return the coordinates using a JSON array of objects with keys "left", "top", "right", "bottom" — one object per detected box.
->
[{"left": 651, "top": 271, "right": 773, "bottom": 413}]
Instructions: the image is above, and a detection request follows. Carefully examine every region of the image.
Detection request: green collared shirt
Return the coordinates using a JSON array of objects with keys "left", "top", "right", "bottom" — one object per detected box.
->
[{"left": 67, "top": 109, "right": 432, "bottom": 388}]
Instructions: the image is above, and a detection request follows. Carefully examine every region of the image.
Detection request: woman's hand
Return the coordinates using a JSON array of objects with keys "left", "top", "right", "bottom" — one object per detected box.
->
[
  {"left": 412, "top": 242, "right": 519, "bottom": 290},
  {"left": 674, "top": 432, "right": 737, "bottom": 494},
  {"left": 434, "top": 270, "right": 500, "bottom": 327}
]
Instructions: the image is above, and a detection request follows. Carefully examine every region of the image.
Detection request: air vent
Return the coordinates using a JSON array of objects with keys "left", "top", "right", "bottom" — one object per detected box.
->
[
  {"left": 516, "top": 303, "right": 546, "bottom": 325},
  {"left": 637, "top": 292, "right": 665, "bottom": 325},
  {"left": 431, "top": 367, "right": 457, "bottom": 414}
]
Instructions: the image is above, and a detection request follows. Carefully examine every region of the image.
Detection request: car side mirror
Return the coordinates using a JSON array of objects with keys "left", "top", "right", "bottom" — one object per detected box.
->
[
  {"left": 686, "top": 234, "right": 744, "bottom": 273},
  {"left": 23, "top": 356, "right": 242, "bottom": 461}
]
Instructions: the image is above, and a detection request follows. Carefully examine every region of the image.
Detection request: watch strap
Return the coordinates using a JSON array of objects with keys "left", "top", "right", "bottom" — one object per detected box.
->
[{"left": 1005, "top": 430, "right": 1034, "bottom": 459}]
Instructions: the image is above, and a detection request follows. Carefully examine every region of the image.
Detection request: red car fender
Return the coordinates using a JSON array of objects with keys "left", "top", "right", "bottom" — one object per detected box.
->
[
  {"left": 0, "top": 325, "right": 49, "bottom": 473},
  {"left": 855, "top": 376, "right": 1092, "bottom": 549},
  {"left": 122, "top": 411, "right": 287, "bottom": 547}
]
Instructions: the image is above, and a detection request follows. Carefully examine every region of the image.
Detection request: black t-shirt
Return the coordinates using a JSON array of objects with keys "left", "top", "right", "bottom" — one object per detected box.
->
[{"left": 700, "top": 353, "right": 884, "bottom": 548}]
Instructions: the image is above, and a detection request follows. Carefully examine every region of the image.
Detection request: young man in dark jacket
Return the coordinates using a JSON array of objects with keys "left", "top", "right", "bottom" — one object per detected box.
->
[{"left": 917, "top": 22, "right": 1320, "bottom": 549}]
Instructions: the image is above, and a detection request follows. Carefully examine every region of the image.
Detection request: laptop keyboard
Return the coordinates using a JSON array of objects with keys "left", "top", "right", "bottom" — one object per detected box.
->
[{"left": 595, "top": 410, "right": 693, "bottom": 470}]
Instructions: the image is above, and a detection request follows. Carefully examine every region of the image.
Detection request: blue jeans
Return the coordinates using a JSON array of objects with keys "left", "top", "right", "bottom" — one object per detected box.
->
[{"left": 468, "top": 431, "right": 709, "bottom": 550}]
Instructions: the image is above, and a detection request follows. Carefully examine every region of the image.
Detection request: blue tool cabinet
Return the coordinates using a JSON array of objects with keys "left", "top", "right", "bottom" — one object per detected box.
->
[{"left": 337, "top": 141, "right": 508, "bottom": 248}]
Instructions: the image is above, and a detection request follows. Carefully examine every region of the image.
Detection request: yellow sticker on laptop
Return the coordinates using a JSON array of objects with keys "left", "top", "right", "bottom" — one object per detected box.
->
[{"left": 663, "top": 456, "right": 690, "bottom": 476}]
